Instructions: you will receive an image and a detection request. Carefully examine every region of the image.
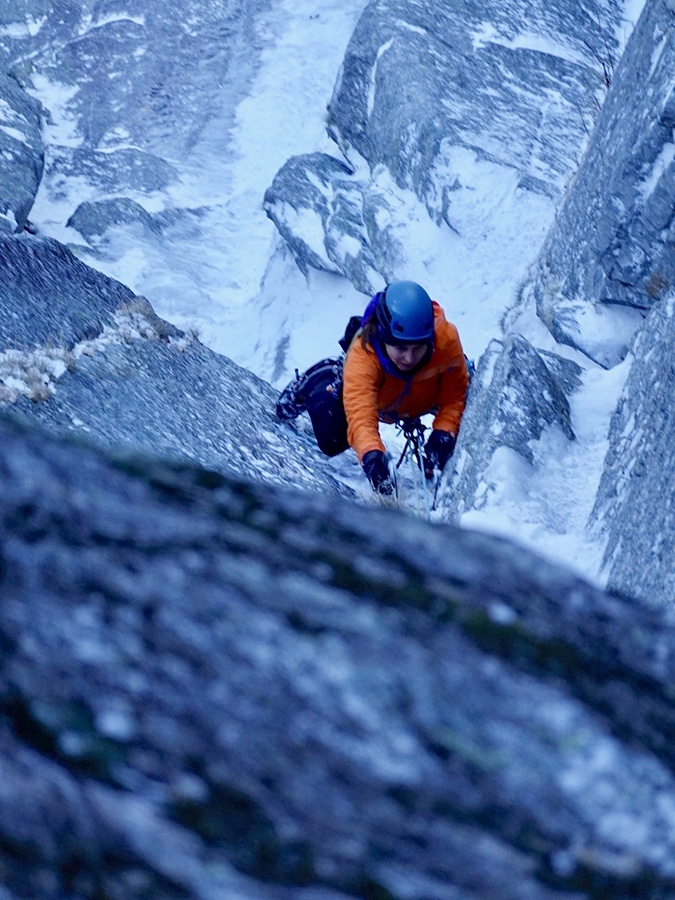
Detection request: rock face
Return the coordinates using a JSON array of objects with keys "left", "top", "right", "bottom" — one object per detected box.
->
[
  {"left": 440, "top": 336, "right": 582, "bottom": 518},
  {"left": 531, "top": 0, "right": 675, "bottom": 367},
  {"left": 264, "top": 153, "right": 385, "bottom": 294},
  {"left": 264, "top": 0, "right": 622, "bottom": 288},
  {"left": 590, "top": 293, "right": 675, "bottom": 602},
  {"left": 0, "top": 0, "right": 264, "bottom": 240},
  {"left": 0, "top": 0, "right": 255, "bottom": 156},
  {"left": 0, "top": 233, "right": 351, "bottom": 498},
  {"left": 0, "top": 71, "right": 43, "bottom": 231},
  {"left": 3, "top": 3, "right": 675, "bottom": 896},
  {"left": 327, "top": 0, "right": 615, "bottom": 205},
  {"left": 3, "top": 416, "right": 675, "bottom": 899},
  {"left": 0, "top": 233, "right": 135, "bottom": 348}
]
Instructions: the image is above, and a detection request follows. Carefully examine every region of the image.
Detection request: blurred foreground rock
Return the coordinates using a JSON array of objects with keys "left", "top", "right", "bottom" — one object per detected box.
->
[{"left": 2, "top": 417, "right": 675, "bottom": 899}]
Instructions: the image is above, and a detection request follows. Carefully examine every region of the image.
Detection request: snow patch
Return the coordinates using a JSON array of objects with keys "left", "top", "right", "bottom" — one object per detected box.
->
[
  {"left": 0, "top": 16, "right": 46, "bottom": 38},
  {"left": 0, "top": 125, "right": 29, "bottom": 144},
  {"left": 0, "top": 98, "right": 28, "bottom": 123},
  {"left": 471, "top": 23, "right": 590, "bottom": 67},
  {"left": 639, "top": 131, "right": 675, "bottom": 199},
  {"left": 395, "top": 21, "right": 427, "bottom": 36},
  {"left": 27, "top": 75, "right": 82, "bottom": 149},
  {"left": 0, "top": 348, "right": 72, "bottom": 403},
  {"left": 282, "top": 203, "right": 334, "bottom": 267},
  {"left": 0, "top": 210, "right": 17, "bottom": 230},
  {"left": 367, "top": 38, "right": 394, "bottom": 118},
  {"left": 649, "top": 30, "right": 669, "bottom": 79},
  {"left": 95, "top": 13, "right": 146, "bottom": 28},
  {"left": 76, "top": 12, "right": 145, "bottom": 37},
  {"left": 0, "top": 304, "right": 195, "bottom": 404},
  {"left": 621, "top": 0, "right": 648, "bottom": 35}
]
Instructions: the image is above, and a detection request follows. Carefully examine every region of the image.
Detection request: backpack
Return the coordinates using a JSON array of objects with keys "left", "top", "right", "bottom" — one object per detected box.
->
[
  {"left": 276, "top": 357, "right": 348, "bottom": 457},
  {"left": 338, "top": 315, "right": 363, "bottom": 352}
]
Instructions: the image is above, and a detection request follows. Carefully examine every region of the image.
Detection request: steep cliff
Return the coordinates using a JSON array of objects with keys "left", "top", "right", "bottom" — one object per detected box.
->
[
  {"left": 532, "top": 0, "right": 675, "bottom": 368},
  {"left": 1, "top": 1, "right": 675, "bottom": 896},
  {"left": 525, "top": 0, "right": 675, "bottom": 600}
]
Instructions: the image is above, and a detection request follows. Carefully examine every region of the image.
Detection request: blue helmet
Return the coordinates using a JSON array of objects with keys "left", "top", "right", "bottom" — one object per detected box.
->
[{"left": 376, "top": 281, "right": 434, "bottom": 345}]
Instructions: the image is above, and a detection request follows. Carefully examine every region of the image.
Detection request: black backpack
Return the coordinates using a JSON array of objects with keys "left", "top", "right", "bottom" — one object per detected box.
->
[
  {"left": 276, "top": 357, "right": 348, "bottom": 457},
  {"left": 338, "top": 315, "right": 363, "bottom": 352}
]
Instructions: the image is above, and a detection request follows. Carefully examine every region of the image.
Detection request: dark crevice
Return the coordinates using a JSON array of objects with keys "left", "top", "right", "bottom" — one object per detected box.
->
[{"left": 4, "top": 695, "right": 126, "bottom": 783}]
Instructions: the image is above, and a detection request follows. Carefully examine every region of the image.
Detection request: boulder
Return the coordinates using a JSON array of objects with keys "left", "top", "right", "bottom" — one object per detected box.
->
[
  {"left": 67, "top": 197, "right": 162, "bottom": 242},
  {"left": 440, "top": 335, "right": 582, "bottom": 517},
  {"left": 0, "top": 233, "right": 133, "bottom": 349},
  {"left": 264, "top": 153, "right": 391, "bottom": 294}
]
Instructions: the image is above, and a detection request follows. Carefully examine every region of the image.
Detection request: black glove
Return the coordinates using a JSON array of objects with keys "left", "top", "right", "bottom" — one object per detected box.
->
[
  {"left": 362, "top": 450, "right": 394, "bottom": 495},
  {"left": 423, "top": 430, "right": 456, "bottom": 479}
]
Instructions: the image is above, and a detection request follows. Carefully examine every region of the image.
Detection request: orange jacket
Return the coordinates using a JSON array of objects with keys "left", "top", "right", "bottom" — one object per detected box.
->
[{"left": 343, "top": 301, "right": 469, "bottom": 461}]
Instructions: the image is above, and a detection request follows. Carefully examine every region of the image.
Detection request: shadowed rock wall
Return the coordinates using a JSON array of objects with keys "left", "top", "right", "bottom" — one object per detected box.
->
[
  {"left": 0, "top": 71, "right": 43, "bottom": 231},
  {"left": 0, "top": 232, "right": 352, "bottom": 498}
]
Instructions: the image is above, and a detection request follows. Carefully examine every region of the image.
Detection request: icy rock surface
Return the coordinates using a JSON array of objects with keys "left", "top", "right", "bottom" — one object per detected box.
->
[
  {"left": 264, "top": 153, "right": 385, "bottom": 294},
  {"left": 0, "top": 0, "right": 266, "bottom": 240},
  {"left": 0, "top": 233, "right": 350, "bottom": 497},
  {"left": 0, "top": 71, "right": 43, "bottom": 231},
  {"left": 265, "top": 0, "right": 622, "bottom": 287},
  {"left": 590, "top": 293, "right": 675, "bottom": 602},
  {"left": 0, "top": 0, "right": 255, "bottom": 168},
  {"left": 3, "top": 417, "right": 675, "bottom": 899},
  {"left": 439, "top": 336, "right": 582, "bottom": 518},
  {"left": 531, "top": 0, "right": 675, "bottom": 366}
]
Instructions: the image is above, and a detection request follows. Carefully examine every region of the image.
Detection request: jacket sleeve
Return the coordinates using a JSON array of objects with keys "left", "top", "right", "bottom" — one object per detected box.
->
[
  {"left": 432, "top": 324, "right": 469, "bottom": 436},
  {"left": 342, "top": 341, "right": 386, "bottom": 461}
]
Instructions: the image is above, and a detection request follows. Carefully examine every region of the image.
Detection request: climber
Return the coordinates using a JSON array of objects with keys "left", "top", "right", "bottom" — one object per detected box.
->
[{"left": 275, "top": 280, "right": 469, "bottom": 496}]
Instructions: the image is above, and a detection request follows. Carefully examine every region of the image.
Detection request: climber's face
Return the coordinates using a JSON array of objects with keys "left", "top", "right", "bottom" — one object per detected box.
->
[{"left": 385, "top": 342, "right": 428, "bottom": 371}]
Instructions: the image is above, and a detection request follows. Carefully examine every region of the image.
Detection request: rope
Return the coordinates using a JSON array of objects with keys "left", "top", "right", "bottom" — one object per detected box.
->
[{"left": 394, "top": 419, "right": 433, "bottom": 521}]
